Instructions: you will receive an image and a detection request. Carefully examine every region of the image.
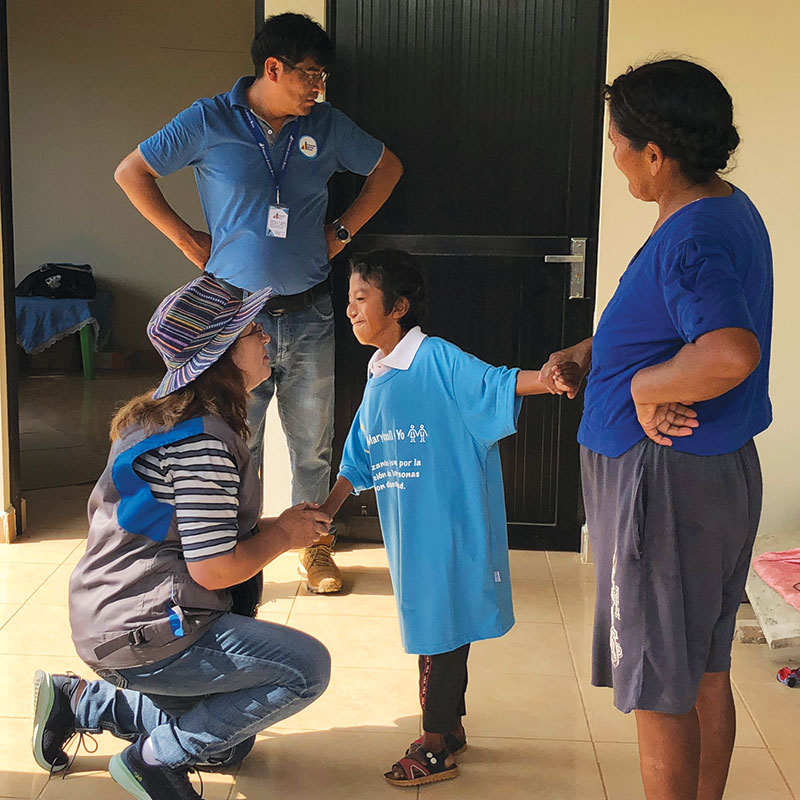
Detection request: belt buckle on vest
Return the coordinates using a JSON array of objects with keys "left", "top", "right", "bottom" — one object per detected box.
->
[{"left": 128, "top": 628, "right": 147, "bottom": 647}]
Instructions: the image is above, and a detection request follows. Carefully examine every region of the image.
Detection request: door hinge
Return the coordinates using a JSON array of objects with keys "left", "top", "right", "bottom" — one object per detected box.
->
[{"left": 544, "top": 237, "right": 586, "bottom": 300}]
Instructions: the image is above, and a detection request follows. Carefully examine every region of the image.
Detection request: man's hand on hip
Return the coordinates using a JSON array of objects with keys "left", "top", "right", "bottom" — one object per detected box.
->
[
  {"left": 324, "top": 224, "right": 346, "bottom": 260},
  {"left": 178, "top": 229, "right": 212, "bottom": 270}
]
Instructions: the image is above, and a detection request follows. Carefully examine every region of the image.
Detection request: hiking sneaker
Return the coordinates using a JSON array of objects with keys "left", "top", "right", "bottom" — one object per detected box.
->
[
  {"left": 298, "top": 537, "right": 342, "bottom": 593},
  {"left": 109, "top": 736, "right": 202, "bottom": 799},
  {"left": 32, "top": 669, "right": 83, "bottom": 773}
]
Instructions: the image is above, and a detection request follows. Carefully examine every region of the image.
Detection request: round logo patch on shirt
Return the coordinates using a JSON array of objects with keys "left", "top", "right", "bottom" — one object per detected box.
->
[{"left": 298, "top": 135, "right": 318, "bottom": 158}]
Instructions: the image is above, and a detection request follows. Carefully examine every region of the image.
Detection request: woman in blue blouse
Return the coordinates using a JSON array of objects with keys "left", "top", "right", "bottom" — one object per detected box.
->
[{"left": 541, "top": 59, "right": 773, "bottom": 800}]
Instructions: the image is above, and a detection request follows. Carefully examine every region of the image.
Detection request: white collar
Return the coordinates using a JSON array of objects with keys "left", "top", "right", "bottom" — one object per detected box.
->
[{"left": 367, "top": 326, "right": 427, "bottom": 378}]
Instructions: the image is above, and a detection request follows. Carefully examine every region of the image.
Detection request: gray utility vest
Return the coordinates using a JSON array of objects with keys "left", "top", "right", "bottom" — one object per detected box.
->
[{"left": 69, "top": 414, "right": 261, "bottom": 670}]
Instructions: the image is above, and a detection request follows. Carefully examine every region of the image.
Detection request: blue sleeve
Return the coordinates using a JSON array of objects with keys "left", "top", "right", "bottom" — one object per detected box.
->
[
  {"left": 662, "top": 236, "right": 756, "bottom": 344},
  {"left": 451, "top": 349, "right": 522, "bottom": 447},
  {"left": 338, "top": 405, "right": 373, "bottom": 493},
  {"left": 331, "top": 107, "right": 384, "bottom": 175},
  {"left": 138, "top": 103, "right": 207, "bottom": 177}
]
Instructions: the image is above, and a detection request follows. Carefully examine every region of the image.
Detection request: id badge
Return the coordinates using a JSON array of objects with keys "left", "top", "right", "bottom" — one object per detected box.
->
[{"left": 267, "top": 205, "right": 289, "bottom": 238}]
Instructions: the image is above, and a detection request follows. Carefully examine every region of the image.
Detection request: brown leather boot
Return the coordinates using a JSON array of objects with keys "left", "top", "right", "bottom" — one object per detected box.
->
[{"left": 298, "top": 533, "right": 343, "bottom": 593}]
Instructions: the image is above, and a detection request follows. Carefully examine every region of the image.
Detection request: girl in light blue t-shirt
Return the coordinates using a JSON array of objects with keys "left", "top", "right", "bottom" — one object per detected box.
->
[{"left": 321, "top": 249, "right": 579, "bottom": 788}]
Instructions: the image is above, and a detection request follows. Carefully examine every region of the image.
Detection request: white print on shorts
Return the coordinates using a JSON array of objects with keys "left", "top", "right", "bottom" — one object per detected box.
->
[{"left": 609, "top": 546, "right": 623, "bottom": 668}]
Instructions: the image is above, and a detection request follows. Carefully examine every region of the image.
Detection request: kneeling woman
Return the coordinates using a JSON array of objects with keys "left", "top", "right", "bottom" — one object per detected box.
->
[{"left": 32, "top": 275, "right": 331, "bottom": 800}]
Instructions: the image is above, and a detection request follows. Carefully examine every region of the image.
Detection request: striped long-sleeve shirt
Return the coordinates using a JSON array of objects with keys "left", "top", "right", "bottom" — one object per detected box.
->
[{"left": 132, "top": 432, "right": 241, "bottom": 562}]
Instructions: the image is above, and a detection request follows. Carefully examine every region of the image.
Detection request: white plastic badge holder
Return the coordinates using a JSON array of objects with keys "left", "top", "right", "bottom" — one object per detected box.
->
[{"left": 267, "top": 205, "right": 289, "bottom": 238}]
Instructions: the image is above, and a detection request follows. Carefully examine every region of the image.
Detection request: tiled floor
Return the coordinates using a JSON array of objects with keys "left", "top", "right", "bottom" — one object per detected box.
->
[{"left": 1, "top": 486, "right": 799, "bottom": 799}]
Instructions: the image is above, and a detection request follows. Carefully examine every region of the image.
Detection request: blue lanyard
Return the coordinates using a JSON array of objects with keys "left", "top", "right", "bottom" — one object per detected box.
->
[{"left": 243, "top": 109, "right": 298, "bottom": 205}]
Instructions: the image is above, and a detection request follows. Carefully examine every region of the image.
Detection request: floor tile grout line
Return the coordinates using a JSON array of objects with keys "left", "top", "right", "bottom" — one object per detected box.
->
[
  {"left": 269, "top": 727, "right": 597, "bottom": 743},
  {"left": 225, "top": 751, "right": 247, "bottom": 800},
  {"left": 730, "top": 680, "right": 770, "bottom": 749},
  {"left": 0, "top": 561, "right": 64, "bottom": 635},
  {"left": 730, "top": 675, "right": 797, "bottom": 800},
  {"left": 284, "top": 575, "right": 304, "bottom": 625},
  {"left": 546, "top": 550, "right": 610, "bottom": 800}
]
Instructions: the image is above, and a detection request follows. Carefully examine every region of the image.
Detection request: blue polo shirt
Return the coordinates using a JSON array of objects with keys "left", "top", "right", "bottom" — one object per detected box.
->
[
  {"left": 139, "top": 77, "right": 384, "bottom": 294},
  {"left": 579, "top": 186, "right": 773, "bottom": 458}
]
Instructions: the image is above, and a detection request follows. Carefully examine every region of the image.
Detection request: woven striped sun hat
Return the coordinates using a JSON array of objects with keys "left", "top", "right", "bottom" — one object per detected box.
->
[{"left": 148, "top": 273, "right": 274, "bottom": 399}]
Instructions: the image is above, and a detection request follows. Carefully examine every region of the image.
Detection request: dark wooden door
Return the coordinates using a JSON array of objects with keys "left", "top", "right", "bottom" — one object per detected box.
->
[{"left": 327, "top": 0, "right": 607, "bottom": 550}]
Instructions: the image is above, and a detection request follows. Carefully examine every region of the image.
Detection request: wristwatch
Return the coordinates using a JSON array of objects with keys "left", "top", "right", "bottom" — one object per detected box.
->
[{"left": 332, "top": 218, "right": 352, "bottom": 244}]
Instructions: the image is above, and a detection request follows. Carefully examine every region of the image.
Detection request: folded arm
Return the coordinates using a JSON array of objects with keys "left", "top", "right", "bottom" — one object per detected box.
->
[{"left": 630, "top": 327, "right": 761, "bottom": 405}]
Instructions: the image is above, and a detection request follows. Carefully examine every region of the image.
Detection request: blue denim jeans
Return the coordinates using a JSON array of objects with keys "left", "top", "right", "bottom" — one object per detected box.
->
[
  {"left": 75, "top": 614, "right": 330, "bottom": 768},
  {"left": 247, "top": 293, "right": 336, "bottom": 506}
]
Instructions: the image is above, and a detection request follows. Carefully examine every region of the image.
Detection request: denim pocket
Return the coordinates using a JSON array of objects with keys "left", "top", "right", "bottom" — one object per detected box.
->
[
  {"left": 310, "top": 293, "right": 334, "bottom": 322},
  {"left": 96, "top": 668, "right": 129, "bottom": 690}
]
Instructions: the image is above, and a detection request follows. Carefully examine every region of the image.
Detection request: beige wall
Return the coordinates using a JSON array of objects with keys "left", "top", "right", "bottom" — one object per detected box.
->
[
  {"left": 7, "top": 0, "right": 254, "bottom": 351},
  {"left": 600, "top": 1, "right": 800, "bottom": 536},
  {"left": 265, "top": 0, "right": 324, "bottom": 23}
]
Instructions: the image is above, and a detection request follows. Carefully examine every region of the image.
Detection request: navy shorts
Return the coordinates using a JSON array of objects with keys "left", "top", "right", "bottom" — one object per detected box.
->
[{"left": 581, "top": 438, "right": 762, "bottom": 714}]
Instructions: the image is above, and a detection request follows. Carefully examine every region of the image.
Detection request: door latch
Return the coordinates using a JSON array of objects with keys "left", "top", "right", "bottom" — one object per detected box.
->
[{"left": 544, "top": 237, "right": 586, "bottom": 300}]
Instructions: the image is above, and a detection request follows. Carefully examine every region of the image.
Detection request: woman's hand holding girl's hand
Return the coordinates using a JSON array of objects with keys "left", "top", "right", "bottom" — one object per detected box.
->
[
  {"left": 539, "top": 357, "right": 585, "bottom": 399},
  {"left": 550, "top": 361, "right": 584, "bottom": 399},
  {"left": 539, "top": 339, "right": 592, "bottom": 398},
  {"left": 634, "top": 401, "right": 699, "bottom": 447},
  {"left": 276, "top": 503, "right": 332, "bottom": 549}
]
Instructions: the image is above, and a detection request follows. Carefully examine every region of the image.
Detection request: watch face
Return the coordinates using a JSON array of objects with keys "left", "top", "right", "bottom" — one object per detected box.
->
[{"left": 335, "top": 227, "right": 351, "bottom": 242}]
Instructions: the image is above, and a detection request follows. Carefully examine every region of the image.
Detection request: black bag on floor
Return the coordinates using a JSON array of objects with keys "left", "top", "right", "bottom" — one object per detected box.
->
[{"left": 15, "top": 263, "right": 96, "bottom": 299}]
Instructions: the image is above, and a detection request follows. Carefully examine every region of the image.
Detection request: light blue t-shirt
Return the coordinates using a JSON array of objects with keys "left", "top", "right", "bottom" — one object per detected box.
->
[
  {"left": 139, "top": 77, "right": 384, "bottom": 295},
  {"left": 338, "top": 336, "right": 521, "bottom": 655}
]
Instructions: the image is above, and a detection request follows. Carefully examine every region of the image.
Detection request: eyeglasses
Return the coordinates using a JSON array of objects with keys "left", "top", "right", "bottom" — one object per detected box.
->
[
  {"left": 277, "top": 57, "right": 329, "bottom": 87},
  {"left": 239, "top": 322, "right": 267, "bottom": 340}
]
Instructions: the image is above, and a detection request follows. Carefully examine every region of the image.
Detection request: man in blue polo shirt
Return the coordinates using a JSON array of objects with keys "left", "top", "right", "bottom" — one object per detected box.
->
[{"left": 115, "top": 13, "right": 403, "bottom": 594}]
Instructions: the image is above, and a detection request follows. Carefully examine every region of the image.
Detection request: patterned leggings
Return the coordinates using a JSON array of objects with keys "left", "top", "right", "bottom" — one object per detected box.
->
[{"left": 418, "top": 643, "right": 470, "bottom": 734}]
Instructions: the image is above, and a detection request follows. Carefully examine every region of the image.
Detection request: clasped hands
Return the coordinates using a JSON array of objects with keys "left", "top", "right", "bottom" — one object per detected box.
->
[
  {"left": 275, "top": 503, "right": 332, "bottom": 549},
  {"left": 538, "top": 353, "right": 699, "bottom": 447}
]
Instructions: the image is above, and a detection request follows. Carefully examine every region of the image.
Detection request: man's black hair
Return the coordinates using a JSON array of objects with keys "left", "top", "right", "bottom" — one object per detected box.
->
[
  {"left": 350, "top": 249, "right": 428, "bottom": 333},
  {"left": 251, "top": 13, "right": 334, "bottom": 77}
]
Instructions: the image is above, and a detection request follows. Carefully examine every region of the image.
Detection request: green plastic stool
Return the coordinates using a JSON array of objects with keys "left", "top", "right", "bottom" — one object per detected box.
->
[{"left": 79, "top": 325, "right": 95, "bottom": 380}]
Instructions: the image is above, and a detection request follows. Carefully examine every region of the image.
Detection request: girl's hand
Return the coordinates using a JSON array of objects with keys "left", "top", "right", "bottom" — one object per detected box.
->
[
  {"left": 276, "top": 503, "right": 332, "bottom": 549},
  {"left": 551, "top": 361, "right": 584, "bottom": 399}
]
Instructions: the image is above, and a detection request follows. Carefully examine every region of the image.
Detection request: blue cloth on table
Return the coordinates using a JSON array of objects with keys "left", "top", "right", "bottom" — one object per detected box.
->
[{"left": 15, "top": 291, "right": 113, "bottom": 354}]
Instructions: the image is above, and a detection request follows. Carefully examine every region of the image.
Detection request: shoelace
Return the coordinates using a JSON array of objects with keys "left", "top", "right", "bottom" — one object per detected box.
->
[
  {"left": 52, "top": 672, "right": 99, "bottom": 780},
  {"left": 186, "top": 766, "right": 204, "bottom": 798},
  {"left": 47, "top": 673, "right": 204, "bottom": 797},
  {"left": 56, "top": 729, "right": 99, "bottom": 780},
  {"left": 308, "top": 544, "right": 335, "bottom": 568}
]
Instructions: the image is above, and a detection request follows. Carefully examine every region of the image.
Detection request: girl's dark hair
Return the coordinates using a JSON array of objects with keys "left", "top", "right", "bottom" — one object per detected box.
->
[
  {"left": 605, "top": 58, "right": 740, "bottom": 185},
  {"left": 350, "top": 249, "right": 428, "bottom": 333},
  {"left": 251, "top": 13, "right": 334, "bottom": 77},
  {"left": 110, "top": 348, "right": 249, "bottom": 441}
]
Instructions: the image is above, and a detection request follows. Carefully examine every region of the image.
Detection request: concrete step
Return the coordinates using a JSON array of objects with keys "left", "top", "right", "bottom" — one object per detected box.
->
[{"left": 746, "top": 531, "right": 800, "bottom": 650}]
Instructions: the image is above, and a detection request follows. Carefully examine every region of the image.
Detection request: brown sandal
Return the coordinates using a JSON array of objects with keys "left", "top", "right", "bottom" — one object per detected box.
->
[{"left": 384, "top": 746, "right": 459, "bottom": 787}]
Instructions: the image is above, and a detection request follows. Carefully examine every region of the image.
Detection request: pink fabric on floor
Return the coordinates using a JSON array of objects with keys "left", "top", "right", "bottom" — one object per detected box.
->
[{"left": 753, "top": 548, "right": 800, "bottom": 611}]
